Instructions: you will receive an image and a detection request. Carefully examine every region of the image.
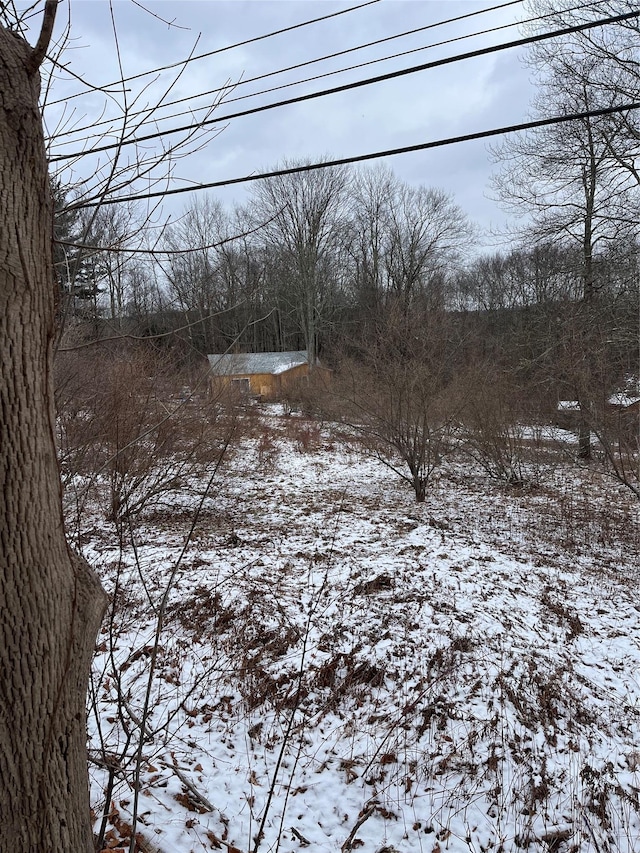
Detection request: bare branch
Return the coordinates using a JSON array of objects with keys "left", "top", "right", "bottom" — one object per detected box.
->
[{"left": 26, "top": 0, "right": 57, "bottom": 74}]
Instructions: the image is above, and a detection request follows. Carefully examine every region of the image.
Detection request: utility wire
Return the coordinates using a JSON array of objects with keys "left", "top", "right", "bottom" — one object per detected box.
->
[
  {"left": 113, "top": 2, "right": 600, "bottom": 118},
  {"left": 52, "top": 4, "right": 576, "bottom": 149},
  {"left": 68, "top": 101, "right": 640, "bottom": 210},
  {"left": 47, "top": 0, "right": 382, "bottom": 106},
  {"left": 51, "top": 7, "right": 640, "bottom": 163},
  {"left": 49, "top": 0, "right": 528, "bottom": 142}
]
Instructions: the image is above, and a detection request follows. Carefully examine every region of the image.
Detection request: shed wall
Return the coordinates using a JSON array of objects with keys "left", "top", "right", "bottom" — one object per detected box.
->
[{"left": 210, "top": 362, "right": 314, "bottom": 399}]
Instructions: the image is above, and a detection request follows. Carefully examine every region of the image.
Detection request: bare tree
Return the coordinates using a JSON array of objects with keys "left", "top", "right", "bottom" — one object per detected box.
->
[
  {"left": 248, "top": 158, "right": 351, "bottom": 363},
  {"left": 345, "top": 167, "right": 475, "bottom": 324},
  {"left": 0, "top": 7, "right": 107, "bottom": 850},
  {"left": 160, "top": 197, "right": 273, "bottom": 354},
  {"left": 85, "top": 203, "right": 145, "bottom": 327},
  {"left": 384, "top": 182, "right": 474, "bottom": 312},
  {"left": 343, "top": 166, "right": 396, "bottom": 330},
  {"left": 492, "top": 23, "right": 640, "bottom": 458},
  {"left": 161, "top": 196, "right": 231, "bottom": 353},
  {"left": 549, "top": 3, "right": 640, "bottom": 206}
]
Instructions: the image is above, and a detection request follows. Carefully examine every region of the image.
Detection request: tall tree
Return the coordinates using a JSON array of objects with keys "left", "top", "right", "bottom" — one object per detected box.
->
[
  {"left": 163, "top": 197, "right": 231, "bottom": 354},
  {"left": 248, "top": 159, "right": 350, "bottom": 363},
  {"left": 384, "top": 182, "right": 473, "bottom": 312},
  {"left": 0, "top": 6, "right": 107, "bottom": 851},
  {"left": 492, "top": 18, "right": 640, "bottom": 457},
  {"left": 344, "top": 166, "right": 395, "bottom": 329},
  {"left": 344, "top": 167, "right": 474, "bottom": 330},
  {"left": 162, "top": 197, "right": 270, "bottom": 354},
  {"left": 556, "top": 2, "right": 640, "bottom": 196}
]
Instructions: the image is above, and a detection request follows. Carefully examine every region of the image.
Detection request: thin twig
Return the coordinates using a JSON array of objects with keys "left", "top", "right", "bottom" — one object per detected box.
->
[
  {"left": 341, "top": 802, "right": 377, "bottom": 852},
  {"left": 159, "top": 761, "right": 216, "bottom": 813}
]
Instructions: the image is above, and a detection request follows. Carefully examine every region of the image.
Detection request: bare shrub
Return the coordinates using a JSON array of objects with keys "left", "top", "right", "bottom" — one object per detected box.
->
[
  {"left": 55, "top": 345, "right": 243, "bottom": 525},
  {"left": 278, "top": 414, "right": 323, "bottom": 453},
  {"left": 256, "top": 429, "right": 281, "bottom": 470},
  {"left": 327, "top": 308, "right": 470, "bottom": 501},
  {"left": 459, "top": 367, "right": 550, "bottom": 487},
  {"left": 280, "top": 367, "right": 334, "bottom": 420},
  {"left": 333, "top": 355, "right": 457, "bottom": 502},
  {"left": 589, "top": 397, "right": 640, "bottom": 500}
]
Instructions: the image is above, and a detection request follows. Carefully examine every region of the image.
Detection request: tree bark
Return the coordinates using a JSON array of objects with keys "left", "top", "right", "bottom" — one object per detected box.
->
[
  {"left": 0, "top": 23, "right": 107, "bottom": 853},
  {"left": 576, "top": 114, "right": 598, "bottom": 461}
]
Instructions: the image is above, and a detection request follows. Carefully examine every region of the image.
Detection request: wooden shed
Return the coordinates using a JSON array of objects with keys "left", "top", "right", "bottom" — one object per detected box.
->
[{"left": 207, "top": 351, "right": 329, "bottom": 400}]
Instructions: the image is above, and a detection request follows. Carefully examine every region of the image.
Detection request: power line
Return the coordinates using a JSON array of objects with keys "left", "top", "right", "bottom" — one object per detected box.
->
[
  {"left": 118, "top": 1, "right": 599, "bottom": 119},
  {"left": 49, "top": 0, "right": 528, "bottom": 143},
  {"left": 46, "top": 0, "right": 382, "bottom": 107},
  {"left": 50, "top": 7, "right": 640, "bottom": 164},
  {"left": 69, "top": 101, "right": 640, "bottom": 210}
]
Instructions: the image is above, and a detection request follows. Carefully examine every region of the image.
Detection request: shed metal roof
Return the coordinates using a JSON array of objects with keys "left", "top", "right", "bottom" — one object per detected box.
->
[{"left": 207, "top": 351, "right": 309, "bottom": 376}]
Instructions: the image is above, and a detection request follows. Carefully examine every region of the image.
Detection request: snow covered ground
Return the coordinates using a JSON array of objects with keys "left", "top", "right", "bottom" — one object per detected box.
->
[{"left": 76, "top": 406, "right": 640, "bottom": 853}]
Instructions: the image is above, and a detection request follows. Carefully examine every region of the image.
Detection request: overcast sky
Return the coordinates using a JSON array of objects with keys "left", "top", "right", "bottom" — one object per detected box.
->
[{"left": 36, "top": 0, "right": 539, "bottom": 245}]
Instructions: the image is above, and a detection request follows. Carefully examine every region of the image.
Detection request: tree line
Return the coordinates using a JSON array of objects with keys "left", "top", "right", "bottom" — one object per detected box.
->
[
  {"left": 56, "top": 157, "right": 640, "bottom": 406},
  {"left": 53, "top": 1, "right": 640, "bottom": 383}
]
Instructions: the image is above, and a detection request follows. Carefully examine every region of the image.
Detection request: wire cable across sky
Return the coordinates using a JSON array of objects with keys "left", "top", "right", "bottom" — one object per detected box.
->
[
  {"left": 50, "top": 7, "right": 640, "bottom": 164},
  {"left": 46, "top": 0, "right": 383, "bottom": 104},
  {"left": 48, "top": 0, "right": 530, "bottom": 143},
  {"left": 49, "top": 0, "right": 587, "bottom": 148},
  {"left": 69, "top": 101, "right": 640, "bottom": 209}
]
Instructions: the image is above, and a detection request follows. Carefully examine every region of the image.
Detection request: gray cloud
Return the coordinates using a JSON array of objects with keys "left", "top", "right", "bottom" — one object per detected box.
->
[{"left": 40, "top": 0, "right": 538, "bottom": 243}]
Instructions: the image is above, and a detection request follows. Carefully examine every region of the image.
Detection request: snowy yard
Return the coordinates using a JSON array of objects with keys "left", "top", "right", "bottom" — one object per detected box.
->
[{"left": 77, "top": 407, "right": 640, "bottom": 853}]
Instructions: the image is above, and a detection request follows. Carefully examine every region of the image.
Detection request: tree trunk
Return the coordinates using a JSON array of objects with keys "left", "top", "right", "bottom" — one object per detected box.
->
[
  {"left": 576, "top": 117, "right": 597, "bottom": 461},
  {"left": 577, "top": 418, "right": 591, "bottom": 460},
  {"left": 0, "top": 23, "right": 107, "bottom": 853}
]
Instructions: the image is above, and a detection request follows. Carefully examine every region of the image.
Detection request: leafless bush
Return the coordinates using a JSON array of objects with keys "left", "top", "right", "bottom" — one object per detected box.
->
[
  {"left": 55, "top": 346, "right": 244, "bottom": 525},
  {"left": 590, "top": 401, "right": 640, "bottom": 500},
  {"left": 333, "top": 356, "right": 458, "bottom": 502},
  {"left": 280, "top": 414, "right": 323, "bottom": 453},
  {"left": 280, "top": 368, "right": 334, "bottom": 419},
  {"left": 255, "top": 429, "right": 281, "bottom": 470},
  {"left": 326, "top": 308, "right": 472, "bottom": 501},
  {"left": 459, "top": 368, "right": 550, "bottom": 487}
]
